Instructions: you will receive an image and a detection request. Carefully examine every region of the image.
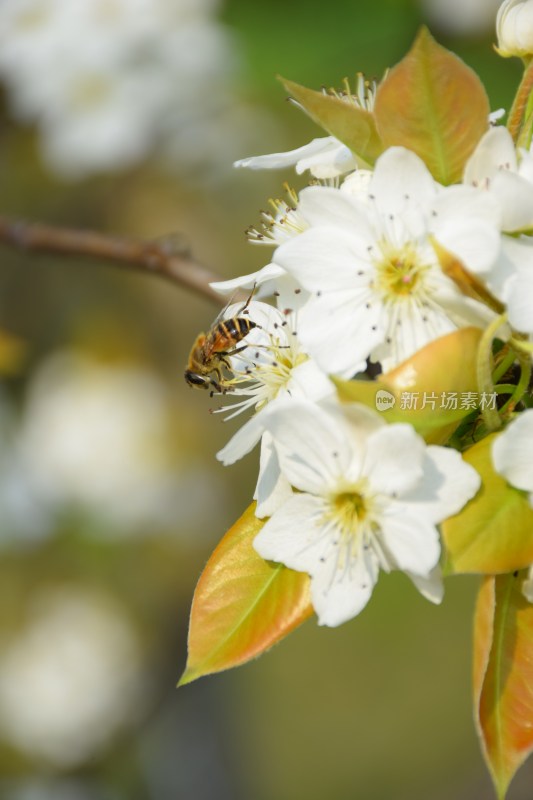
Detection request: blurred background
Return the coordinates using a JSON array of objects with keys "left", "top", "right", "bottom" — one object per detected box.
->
[{"left": 0, "top": 1, "right": 529, "bottom": 799}]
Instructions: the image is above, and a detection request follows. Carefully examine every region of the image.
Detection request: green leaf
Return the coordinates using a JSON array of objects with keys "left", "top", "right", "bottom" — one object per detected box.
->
[
  {"left": 442, "top": 435, "right": 533, "bottom": 574},
  {"left": 334, "top": 327, "right": 483, "bottom": 442},
  {"left": 474, "top": 574, "right": 533, "bottom": 799},
  {"left": 179, "top": 503, "right": 313, "bottom": 686},
  {"left": 374, "top": 27, "right": 489, "bottom": 184},
  {"left": 279, "top": 76, "right": 383, "bottom": 165}
]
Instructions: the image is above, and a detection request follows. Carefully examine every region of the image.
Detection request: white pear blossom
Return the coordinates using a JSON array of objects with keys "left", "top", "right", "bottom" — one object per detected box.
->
[
  {"left": 492, "top": 409, "right": 533, "bottom": 505},
  {"left": 274, "top": 146, "right": 499, "bottom": 374},
  {"left": 253, "top": 399, "right": 481, "bottom": 626},
  {"left": 464, "top": 126, "right": 533, "bottom": 233},
  {"left": 492, "top": 410, "right": 533, "bottom": 602},
  {"left": 464, "top": 127, "right": 533, "bottom": 332},
  {"left": 496, "top": 0, "right": 533, "bottom": 58},
  {"left": 215, "top": 301, "right": 333, "bottom": 517}
]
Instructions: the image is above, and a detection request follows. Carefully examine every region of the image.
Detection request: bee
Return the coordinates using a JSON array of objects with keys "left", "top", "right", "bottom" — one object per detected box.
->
[{"left": 184, "top": 289, "right": 258, "bottom": 394}]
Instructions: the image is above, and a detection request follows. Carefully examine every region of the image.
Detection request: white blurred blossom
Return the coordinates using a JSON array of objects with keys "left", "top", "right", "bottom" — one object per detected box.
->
[
  {"left": 0, "top": 0, "right": 241, "bottom": 177},
  {"left": 0, "top": 350, "right": 221, "bottom": 543},
  {"left": 0, "top": 587, "right": 146, "bottom": 767},
  {"left": 421, "top": 0, "right": 502, "bottom": 36}
]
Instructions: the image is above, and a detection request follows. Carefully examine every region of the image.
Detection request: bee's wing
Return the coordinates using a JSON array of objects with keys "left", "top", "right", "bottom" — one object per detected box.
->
[
  {"left": 209, "top": 285, "right": 257, "bottom": 326},
  {"left": 209, "top": 292, "right": 238, "bottom": 328}
]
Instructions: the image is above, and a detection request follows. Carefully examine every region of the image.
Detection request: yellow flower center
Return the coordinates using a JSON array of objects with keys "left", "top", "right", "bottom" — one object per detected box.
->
[{"left": 375, "top": 242, "right": 429, "bottom": 299}]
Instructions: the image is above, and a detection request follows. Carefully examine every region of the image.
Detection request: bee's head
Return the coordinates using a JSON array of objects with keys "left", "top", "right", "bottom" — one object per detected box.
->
[{"left": 184, "top": 370, "right": 209, "bottom": 389}]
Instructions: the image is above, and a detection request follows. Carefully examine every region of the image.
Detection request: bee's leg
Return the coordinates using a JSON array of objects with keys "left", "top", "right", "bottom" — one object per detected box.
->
[
  {"left": 221, "top": 344, "right": 250, "bottom": 361},
  {"left": 237, "top": 283, "right": 258, "bottom": 316},
  {"left": 209, "top": 377, "right": 224, "bottom": 396},
  {"left": 209, "top": 367, "right": 228, "bottom": 396}
]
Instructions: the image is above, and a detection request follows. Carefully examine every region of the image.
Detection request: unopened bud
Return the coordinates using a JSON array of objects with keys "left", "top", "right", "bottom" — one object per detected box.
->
[{"left": 496, "top": 0, "right": 533, "bottom": 58}]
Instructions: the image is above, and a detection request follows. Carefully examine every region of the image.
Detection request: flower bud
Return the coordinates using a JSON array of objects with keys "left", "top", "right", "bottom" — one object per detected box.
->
[{"left": 496, "top": 0, "right": 533, "bottom": 58}]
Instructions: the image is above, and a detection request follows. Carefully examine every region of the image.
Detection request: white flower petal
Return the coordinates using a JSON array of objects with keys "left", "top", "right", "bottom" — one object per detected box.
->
[
  {"left": 518, "top": 149, "right": 533, "bottom": 184},
  {"left": 311, "top": 550, "right": 378, "bottom": 627},
  {"left": 254, "top": 434, "right": 293, "bottom": 518},
  {"left": 296, "top": 141, "right": 358, "bottom": 178},
  {"left": 363, "top": 424, "right": 425, "bottom": 495},
  {"left": 432, "top": 184, "right": 502, "bottom": 230},
  {"left": 522, "top": 565, "right": 533, "bottom": 603},
  {"left": 261, "top": 399, "right": 361, "bottom": 494},
  {"left": 492, "top": 170, "right": 533, "bottom": 233},
  {"left": 406, "top": 566, "right": 444, "bottom": 604},
  {"left": 285, "top": 359, "right": 334, "bottom": 402},
  {"left": 506, "top": 265, "right": 533, "bottom": 333},
  {"left": 216, "top": 413, "right": 264, "bottom": 465},
  {"left": 297, "top": 185, "right": 374, "bottom": 239},
  {"left": 253, "top": 493, "right": 329, "bottom": 572},
  {"left": 234, "top": 136, "right": 334, "bottom": 170},
  {"left": 399, "top": 446, "right": 481, "bottom": 524},
  {"left": 298, "top": 295, "right": 380, "bottom": 376},
  {"left": 340, "top": 169, "right": 373, "bottom": 199},
  {"left": 492, "top": 410, "right": 533, "bottom": 493},
  {"left": 210, "top": 263, "right": 285, "bottom": 295},
  {"left": 276, "top": 226, "right": 374, "bottom": 293},
  {"left": 464, "top": 127, "right": 518, "bottom": 184},
  {"left": 433, "top": 216, "right": 500, "bottom": 274},
  {"left": 379, "top": 508, "right": 441, "bottom": 576},
  {"left": 371, "top": 147, "right": 436, "bottom": 215}
]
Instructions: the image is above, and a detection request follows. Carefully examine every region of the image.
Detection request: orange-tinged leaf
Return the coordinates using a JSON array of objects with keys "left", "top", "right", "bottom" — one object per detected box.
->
[
  {"left": 179, "top": 504, "right": 313, "bottom": 686},
  {"left": 374, "top": 27, "right": 489, "bottom": 184},
  {"left": 279, "top": 77, "right": 383, "bottom": 165},
  {"left": 442, "top": 435, "right": 533, "bottom": 575},
  {"left": 433, "top": 242, "right": 505, "bottom": 314},
  {"left": 474, "top": 573, "right": 533, "bottom": 799},
  {"left": 334, "top": 327, "right": 482, "bottom": 442}
]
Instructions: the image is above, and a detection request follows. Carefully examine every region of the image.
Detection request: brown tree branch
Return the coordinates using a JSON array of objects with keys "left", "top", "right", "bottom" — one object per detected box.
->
[{"left": 0, "top": 215, "right": 223, "bottom": 304}]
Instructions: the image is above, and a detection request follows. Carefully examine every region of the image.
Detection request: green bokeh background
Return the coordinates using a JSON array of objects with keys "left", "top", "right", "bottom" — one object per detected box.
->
[{"left": 0, "top": 2, "right": 530, "bottom": 799}]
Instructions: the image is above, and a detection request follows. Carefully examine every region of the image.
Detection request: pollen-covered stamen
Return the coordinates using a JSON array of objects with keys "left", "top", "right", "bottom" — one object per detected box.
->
[
  {"left": 373, "top": 241, "right": 431, "bottom": 300},
  {"left": 317, "top": 483, "right": 384, "bottom": 587},
  {"left": 214, "top": 313, "right": 309, "bottom": 419},
  {"left": 246, "top": 185, "right": 308, "bottom": 245},
  {"left": 323, "top": 73, "right": 379, "bottom": 112}
]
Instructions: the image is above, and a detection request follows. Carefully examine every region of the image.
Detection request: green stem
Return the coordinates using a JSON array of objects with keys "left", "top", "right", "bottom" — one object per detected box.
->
[
  {"left": 507, "top": 59, "right": 533, "bottom": 143},
  {"left": 509, "top": 335, "right": 533, "bottom": 355},
  {"left": 500, "top": 353, "right": 532, "bottom": 416},
  {"left": 477, "top": 313, "right": 508, "bottom": 431},
  {"left": 494, "top": 383, "right": 517, "bottom": 395},
  {"left": 492, "top": 347, "right": 516, "bottom": 384}
]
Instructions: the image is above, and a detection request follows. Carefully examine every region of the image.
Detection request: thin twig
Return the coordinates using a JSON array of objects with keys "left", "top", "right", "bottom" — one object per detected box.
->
[{"left": 0, "top": 215, "right": 223, "bottom": 304}]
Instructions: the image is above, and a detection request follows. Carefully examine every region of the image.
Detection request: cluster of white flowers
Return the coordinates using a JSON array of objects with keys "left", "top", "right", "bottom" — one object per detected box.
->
[
  {"left": 0, "top": 0, "right": 237, "bottom": 177},
  {"left": 199, "top": 72, "right": 533, "bottom": 625}
]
